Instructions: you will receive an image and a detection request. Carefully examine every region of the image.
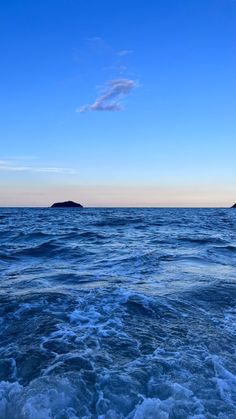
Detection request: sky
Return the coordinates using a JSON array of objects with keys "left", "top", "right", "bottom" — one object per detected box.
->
[{"left": 0, "top": 0, "right": 236, "bottom": 207}]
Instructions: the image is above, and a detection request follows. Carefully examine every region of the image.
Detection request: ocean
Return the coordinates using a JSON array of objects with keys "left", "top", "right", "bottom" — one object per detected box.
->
[{"left": 0, "top": 207, "right": 235, "bottom": 418}]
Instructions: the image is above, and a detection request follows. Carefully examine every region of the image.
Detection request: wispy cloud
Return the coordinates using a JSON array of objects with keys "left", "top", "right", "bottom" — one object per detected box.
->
[
  {"left": 34, "top": 167, "right": 77, "bottom": 174},
  {"left": 87, "top": 38, "right": 134, "bottom": 58},
  {"left": 0, "top": 160, "right": 76, "bottom": 175},
  {"left": 87, "top": 37, "right": 114, "bottom": 55},
  {"left": 77, "top": 78, "right": 138, "bottom": 113},
  {"left": 117, "top": 50, "right": 134, "bottom": 57}
]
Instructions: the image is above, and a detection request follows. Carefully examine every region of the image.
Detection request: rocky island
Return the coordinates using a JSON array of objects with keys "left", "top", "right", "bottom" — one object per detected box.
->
[
  {"left": 231, "top": 203, "right": 236, "bottom": 208},
  {"left": 51, "top": 200, "right": 83, "bottom": 208}
]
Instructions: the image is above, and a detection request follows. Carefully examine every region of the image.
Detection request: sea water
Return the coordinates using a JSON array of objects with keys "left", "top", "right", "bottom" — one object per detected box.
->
[{"left": 0, "top": 207, "right": 235, "bottom": 418}]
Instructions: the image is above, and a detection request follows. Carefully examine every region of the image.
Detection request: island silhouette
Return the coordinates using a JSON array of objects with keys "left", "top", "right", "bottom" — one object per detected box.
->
[{"left": 51, "top": 201, "right": 83, "bottom": 208}]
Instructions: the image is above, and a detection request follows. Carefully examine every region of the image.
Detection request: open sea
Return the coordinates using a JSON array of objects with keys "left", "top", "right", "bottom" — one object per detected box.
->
[{"left": 0, "top": 207, "right": 236, "bottom": 419}]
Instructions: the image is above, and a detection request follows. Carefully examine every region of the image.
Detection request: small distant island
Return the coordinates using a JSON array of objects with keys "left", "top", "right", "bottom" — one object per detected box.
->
[
  {"left": 51, "top": 200, "right": 83, "bottom": 208},
  {"left": 231, "top": 203, "right": 236, "bottom": 208}
]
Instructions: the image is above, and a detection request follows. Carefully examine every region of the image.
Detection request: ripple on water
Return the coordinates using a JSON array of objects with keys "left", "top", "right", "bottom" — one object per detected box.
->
[{"left": 0, "top": 208, "right": 236, "bottom": 417}]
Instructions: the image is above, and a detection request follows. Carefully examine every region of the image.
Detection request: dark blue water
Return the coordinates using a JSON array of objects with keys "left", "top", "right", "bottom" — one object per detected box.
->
[{"left": 0, "top": 208, "right": 236, "bottom": 418}]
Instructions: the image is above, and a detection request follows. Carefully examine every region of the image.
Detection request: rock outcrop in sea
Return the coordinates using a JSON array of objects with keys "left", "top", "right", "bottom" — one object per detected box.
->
[
  {"left": 51, "top": 201, "right": 83, "bottom": 208},
  {"left": 231, "top": 203, "right": 236, "bottom": 208}
]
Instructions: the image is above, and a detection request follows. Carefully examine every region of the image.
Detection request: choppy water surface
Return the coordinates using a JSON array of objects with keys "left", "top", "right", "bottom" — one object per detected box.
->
[{"left": 0, "top": 208, "right": 236, "bottom": 418}]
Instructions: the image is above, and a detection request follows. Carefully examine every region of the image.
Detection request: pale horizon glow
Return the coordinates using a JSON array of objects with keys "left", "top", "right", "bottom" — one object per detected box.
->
[{"left": 0, "top": 183, "right": 235, "bottom": 208}]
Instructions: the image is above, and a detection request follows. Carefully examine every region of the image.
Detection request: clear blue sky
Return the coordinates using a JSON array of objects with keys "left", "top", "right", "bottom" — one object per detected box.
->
[{"left": 1, "top": 0, "right": 235, "bottom": 206}]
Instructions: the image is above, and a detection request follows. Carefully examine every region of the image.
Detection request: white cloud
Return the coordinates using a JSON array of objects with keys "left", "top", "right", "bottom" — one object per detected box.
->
[
  {"left": 77, "top": 78, "right": 138, "bottom": 113},
  {"left": 0, "top": 160, "right": 76, "bottom": 175}
]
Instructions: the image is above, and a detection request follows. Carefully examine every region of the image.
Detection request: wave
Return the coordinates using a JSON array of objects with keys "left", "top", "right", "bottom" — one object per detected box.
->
[
  {"left": 0, "top": 207, "right": 236, "bottom": 417},
  {"left": 179, "top": 236, "right": 227, "bottom": 245}
]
